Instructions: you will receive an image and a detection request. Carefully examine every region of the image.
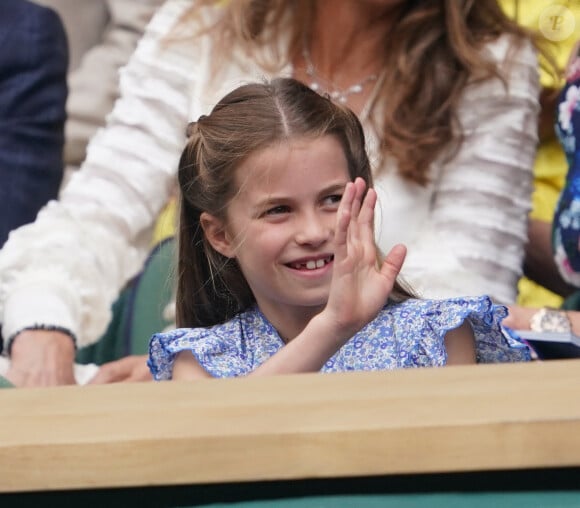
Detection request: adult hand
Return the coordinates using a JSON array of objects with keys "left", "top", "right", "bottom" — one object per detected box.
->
[
  {"left": 326, "top": 178, "right": 406, "bottom": 337},
  {"left": 89, "top": 355, "right": 152, "bottom": 384},
  {"left": 502, "top": 305, "right": 538, "bottom": 331},
  {"left": 6, "top": 330, "right": 76, "bottom": 387}
]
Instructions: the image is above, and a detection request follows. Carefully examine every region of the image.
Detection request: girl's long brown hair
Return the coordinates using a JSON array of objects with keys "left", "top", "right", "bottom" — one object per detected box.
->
[
  {"left": 177, "top": 77, "right": 413, "bottom": 328},
  {"left": 177, "top": 0, "right": 556, "bottom": 186}
]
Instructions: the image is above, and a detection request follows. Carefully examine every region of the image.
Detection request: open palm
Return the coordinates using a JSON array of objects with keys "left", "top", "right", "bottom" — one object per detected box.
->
[{"left": 326, "top": 178, "right": 406, "bottom": 337}]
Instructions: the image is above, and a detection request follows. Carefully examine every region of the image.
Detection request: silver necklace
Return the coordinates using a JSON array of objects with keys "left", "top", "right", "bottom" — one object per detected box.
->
[{"left": 302, "top": 43, "right": 379, "bottom": 104}]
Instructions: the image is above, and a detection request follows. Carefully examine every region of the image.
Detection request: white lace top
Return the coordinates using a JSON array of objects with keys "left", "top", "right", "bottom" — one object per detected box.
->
[{"left": 0, "top": 0, "right": 540, "bottom": 348}]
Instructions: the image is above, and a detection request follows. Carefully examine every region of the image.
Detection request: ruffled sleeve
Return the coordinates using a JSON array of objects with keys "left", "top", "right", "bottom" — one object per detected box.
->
[
  {"left": 409, "top": 296, "right": 531, "bottom": 365},
  {"left": 148, "top": 321, "right": 250, "bottom": 381}
]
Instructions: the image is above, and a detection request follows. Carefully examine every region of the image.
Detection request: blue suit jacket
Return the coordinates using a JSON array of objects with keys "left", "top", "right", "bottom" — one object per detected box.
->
[{"left": 0, "top": 0, "right": 68, "bottom": 247}]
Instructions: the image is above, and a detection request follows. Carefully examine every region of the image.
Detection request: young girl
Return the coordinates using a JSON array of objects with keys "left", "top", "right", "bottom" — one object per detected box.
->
[
  {"left": 148, "top": 78, "right": 530, "bottom": 381},
  {"left": 2, "top": 0, "right": 545, "bottom": 387}
]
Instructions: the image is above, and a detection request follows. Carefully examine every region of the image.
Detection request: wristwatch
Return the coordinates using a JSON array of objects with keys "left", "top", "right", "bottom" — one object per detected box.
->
[{"left": 529, "top": 307, "right": 571, "bottom": 333}]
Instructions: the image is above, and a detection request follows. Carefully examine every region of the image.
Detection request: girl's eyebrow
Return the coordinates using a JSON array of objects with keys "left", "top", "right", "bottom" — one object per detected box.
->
[
  {"left": 253, "top": 181, "right": 349, "bottom": 209},
  {"left": 322, "top": 182, "right": 349, "bottom": 195}
]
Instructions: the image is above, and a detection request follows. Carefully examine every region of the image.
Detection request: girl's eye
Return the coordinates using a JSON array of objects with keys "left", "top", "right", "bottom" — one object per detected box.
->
[
  {"left": 264, "top": 205, "right": 290, "bottom": 216},
  {"left": 323, "top": 194, "right": 343, "bottom": 206}
]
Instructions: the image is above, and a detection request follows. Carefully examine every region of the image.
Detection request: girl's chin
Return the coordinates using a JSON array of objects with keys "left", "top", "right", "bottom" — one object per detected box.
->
[{"left": 293, "top": 297, "right": 328, "bottom": 312}]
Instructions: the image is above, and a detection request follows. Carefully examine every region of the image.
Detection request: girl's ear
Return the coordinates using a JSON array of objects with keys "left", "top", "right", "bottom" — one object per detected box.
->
[{"left": 200, "top": 212, "right": 236, "bottom": 258}]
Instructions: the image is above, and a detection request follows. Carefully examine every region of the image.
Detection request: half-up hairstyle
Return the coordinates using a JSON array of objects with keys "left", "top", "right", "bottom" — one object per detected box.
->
[{"left": 177, "top": 77, "right": 412, "bottom": 328}]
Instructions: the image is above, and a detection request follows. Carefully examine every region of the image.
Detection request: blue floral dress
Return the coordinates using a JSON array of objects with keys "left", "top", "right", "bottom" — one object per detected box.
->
[
  {"left": 553, "top": 54, "right": 580, "bottom": 286},
  {"left": 148, "top": 296, "right": 530, "bottom": 380}
]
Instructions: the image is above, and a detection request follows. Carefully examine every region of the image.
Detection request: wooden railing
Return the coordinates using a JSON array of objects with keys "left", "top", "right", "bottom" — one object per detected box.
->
[{"left": 1, "top": 359, "right": 580, "bottom": 493}]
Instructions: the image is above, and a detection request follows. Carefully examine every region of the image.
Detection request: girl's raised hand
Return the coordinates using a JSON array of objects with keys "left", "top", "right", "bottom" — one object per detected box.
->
[{"left": 325, "top": 178, "right": 406, "bottom": 338}]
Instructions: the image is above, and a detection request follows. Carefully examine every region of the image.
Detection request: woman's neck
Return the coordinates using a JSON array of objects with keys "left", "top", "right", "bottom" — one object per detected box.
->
[
  {"left": 307, "top": 1, "right": 398, "bottom": 84},
  {"left": 291, "top": 0, "right": 401, "bottom": 115}
]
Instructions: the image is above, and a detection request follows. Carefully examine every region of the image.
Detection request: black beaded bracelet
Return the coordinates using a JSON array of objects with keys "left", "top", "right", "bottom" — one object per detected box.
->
[{"left": 5, "top": 325, "right": 78, "bottom": 357}]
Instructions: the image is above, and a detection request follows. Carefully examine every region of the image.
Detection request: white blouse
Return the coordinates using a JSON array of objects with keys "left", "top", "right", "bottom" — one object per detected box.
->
[{"left": 0, "top": 0, "right": 540, "bottom": 348}]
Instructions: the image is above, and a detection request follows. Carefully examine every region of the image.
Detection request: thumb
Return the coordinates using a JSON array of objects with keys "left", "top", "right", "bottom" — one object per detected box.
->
[{"left": 380, "top": 244, "right": 406, "bottom": 283}]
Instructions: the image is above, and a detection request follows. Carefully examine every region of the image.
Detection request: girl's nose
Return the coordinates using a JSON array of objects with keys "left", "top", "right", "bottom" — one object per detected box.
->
[{"left": 295, "top": 214, "right": 332, "bottom": 246}]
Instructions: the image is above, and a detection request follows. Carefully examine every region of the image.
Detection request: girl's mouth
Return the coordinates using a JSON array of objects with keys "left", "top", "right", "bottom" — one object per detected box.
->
[{"left": 287, "top": 255, "right": 334, "bottom": 271}]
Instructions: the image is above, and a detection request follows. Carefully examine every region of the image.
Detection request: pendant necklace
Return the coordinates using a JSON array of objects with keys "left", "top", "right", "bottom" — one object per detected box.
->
[{"left": 302, "top": 43, "right": 379, "bottom": 105}]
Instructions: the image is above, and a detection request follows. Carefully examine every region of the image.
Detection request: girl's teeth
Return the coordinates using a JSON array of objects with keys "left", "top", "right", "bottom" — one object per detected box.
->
[{"left": 303, "top": 259, "right": 327, "bottom": 270}]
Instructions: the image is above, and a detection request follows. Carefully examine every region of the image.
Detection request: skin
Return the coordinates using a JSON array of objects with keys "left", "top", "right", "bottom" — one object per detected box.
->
[
  {"left": 7, "top": 331, "right": 76, "bottom": 386},
  {"left": 502, "top": 305, "right": 539, "bottom": 331},
  {"left": 308, "top": 0, "right": 405, "bottom": 77},
  {"left": 88, "top": 355, "right": 152, "bottom": 384},
  {"left": 203, "top": 136, "right": 355, "bottom": 340},
  {"left": 503, "top": 305, "right": 580, "bottom": 337},
  {"left": 6, "top": 332, "right": 151, "bottom": 386},
  {"left": 173, "top": 135, "right": 475, "bottom": 380},
  {"left": 523, "top": 219, "right": 575, "bottom": 297},
  {"left": 293, "top": 0, "right": 406, "bottom": 115}
]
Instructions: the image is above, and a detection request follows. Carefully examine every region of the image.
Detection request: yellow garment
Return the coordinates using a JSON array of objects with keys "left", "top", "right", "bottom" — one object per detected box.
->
[
  {"left": 500, "top": 0, "right": 579, "bottom": 306},
  {"left": 500, "top": 0, "right": 580, "bottom": 88},
  {"left": 152, "top": 198, "right": 177, "bottom": 245}
]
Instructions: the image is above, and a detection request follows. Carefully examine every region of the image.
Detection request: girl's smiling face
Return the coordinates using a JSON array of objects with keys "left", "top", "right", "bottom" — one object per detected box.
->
[{"left": 201, "top": 135, "right": 351, "bottom": 323}]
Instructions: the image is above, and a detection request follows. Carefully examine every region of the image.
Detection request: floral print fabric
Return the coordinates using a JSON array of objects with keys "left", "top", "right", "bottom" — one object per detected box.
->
[
  {"left": 554, "top": 55, "right": 580, "bottom": 286},
  {"left": 148, "top": 296, "right": 530, "bottom": 380}
]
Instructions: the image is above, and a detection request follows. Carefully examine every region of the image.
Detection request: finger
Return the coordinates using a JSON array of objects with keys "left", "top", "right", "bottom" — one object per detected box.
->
[
  {"left": 358, "top": 188, "right": 377, "bottom": 251},
  {"left": 128, "top": 369, "right": 154, "bottom": 382},
  {"left": 335, "top": 182, "right": 355, "bottom": 248},
  {"left": 347, "top": 179, "right": 365, "bottom": 246},
  {"left": 358, "top": 187, "right": 376, "bottom": 225},
  {"left": 90, "top": 356, "right": 150, "bottom": 384},
  {"left": 353, "top": 177, "right": 366, "bottom": 198},
  {"left": 89, "top": 358, "right": 130, "bottom": 384},
  {"left": 88, "top": 364, "right": 121, "bottom": 384},
  {"left": 349, "top": 178, "right": 366, "bottom": 220},
  {"left": 379, "top": 244, "right": 407, "bottom": 285}
]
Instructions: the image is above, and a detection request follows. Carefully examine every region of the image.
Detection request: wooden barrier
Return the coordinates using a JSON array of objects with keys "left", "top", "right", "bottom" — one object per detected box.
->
[{"left": 1, "top": 359, "right": 580, "bottom": 493}]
